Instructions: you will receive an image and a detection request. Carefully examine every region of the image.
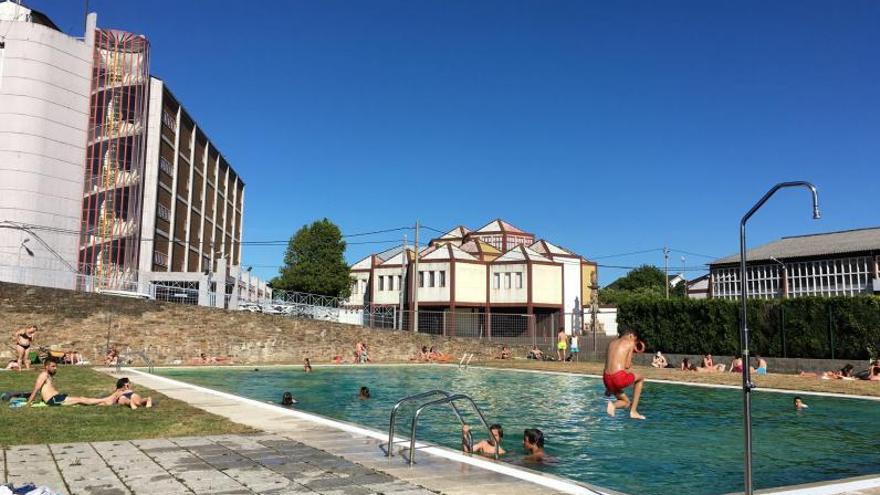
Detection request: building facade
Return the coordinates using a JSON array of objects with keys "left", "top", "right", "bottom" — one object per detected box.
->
[
  {"left": 709, "top": 227, "right": 880, "bottom": 299},
  {"left": 0, "top": 3, "right": 96, "bottom": 289},
  {"left": 349, "top": 219, "right": 597, "bottom": 334},
  {"left": 0, "top": 1, "right": 265, "bottom": 306}
]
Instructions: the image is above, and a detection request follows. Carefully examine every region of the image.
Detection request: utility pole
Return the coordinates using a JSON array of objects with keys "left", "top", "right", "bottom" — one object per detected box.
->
[
  {"left": 681, "top": 256, "right": 686, "bottom": 298},
  {"left": 664, "top": 246, "right": 670, "bottom": 298},
  {"left": 590, "top": 271, "right": 599, "bottom": 354},
  {"left": 412, "top": 220, "right": 420, "bottom": 333},
  {"left": 399, "top": 234, "right": 407, "bottom": 330}
]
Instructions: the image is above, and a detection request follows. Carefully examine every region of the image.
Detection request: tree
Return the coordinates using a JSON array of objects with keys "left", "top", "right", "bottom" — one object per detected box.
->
[
  {"left": 272, "top": 219, "right": 352, "bottom": 298},
  {"left": 599, "top": 265, "right": 685, "bottom": 305}
]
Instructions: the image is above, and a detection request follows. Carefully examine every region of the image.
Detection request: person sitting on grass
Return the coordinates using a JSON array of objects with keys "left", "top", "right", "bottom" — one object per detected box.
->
[
  {"left": 865, "top": 360, "right": 880, "bottom": 381},
  {"left": 26, "top": 360, "right": 115, "bottom": 407},
  {"left": 651, "top": 352, "right": 668, "bottom": 368},
  {"left": 104, "top": 348, "right": 119, "bottom": 366},
  {"left": 113, "top": 377, "right": 152, "bottom": 409},
  {"left": 729, "top": 357, "right": 744, "bottom": 373},
  {"left": 497, "top": 346, "right": 512, "bottom": 360},
  {"left": 679, "top": 358, "right": 696, "bottom": 371},
  {"left": 800, "top": 364, "right": 856, "bottom": 380},
  {"left": 527, "top": 346, "right": 544, "bottom": 360},
  {"left": 427, "top": 346, "right": 451, "bottom": 362},
  {"left": 4, "top": 360, "right": 21, "bottom": 371},
  {"left": 522, "top": 428, "right": 548, "bottom": 463},
  {"left": 751, "top": 356, "right": 768, "bottom": 375},
  {"left": 461, "top": 423, "right": 505, "bottom": 457}
]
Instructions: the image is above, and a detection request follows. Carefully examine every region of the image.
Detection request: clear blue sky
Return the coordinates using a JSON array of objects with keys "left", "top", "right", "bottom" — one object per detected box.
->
[{"left": 32, "top": 0, "right": 880, "bottom": 285}]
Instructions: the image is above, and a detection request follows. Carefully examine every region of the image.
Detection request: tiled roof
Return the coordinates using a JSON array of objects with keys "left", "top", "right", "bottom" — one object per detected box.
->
[
  {"left": 711, "top": 227, "right": 880, "bottom": 265},
  {"left": 494, "top": 245, "right": 553, "bottom": 263},
  {"left": 440, "top": 226, "right": 471, "bottom": 239},
  {"left": 474, "top": 219, "right": 527, "bottom": 234}
]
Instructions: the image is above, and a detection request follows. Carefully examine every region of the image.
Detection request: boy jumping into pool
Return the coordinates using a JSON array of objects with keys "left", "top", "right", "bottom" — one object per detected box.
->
[{"left": 603, "top": 327, "right": 646, "bottom": 420}]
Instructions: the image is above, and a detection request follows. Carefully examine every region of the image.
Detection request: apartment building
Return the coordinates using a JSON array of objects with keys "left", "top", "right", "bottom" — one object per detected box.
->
[
  {"left": 0, "top": 1, "right": 266, "bottom": 306},
  {"left": 349, "top": 219, "right": 597, "bottom": 334}
]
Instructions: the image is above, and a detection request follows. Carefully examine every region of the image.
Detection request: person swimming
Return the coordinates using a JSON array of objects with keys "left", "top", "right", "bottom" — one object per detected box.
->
[
  {"left": 281, "top": 391, "right": 297, "bottom": 406},
  {"left": 461, "top": 423, "right": 505, "bottom": 457},
  {"left": 793, "top": 396, "right": 808, "bottom": 410},
  {"left": 522, "top": 428, "right": 547, "bottom": 463},
  {"left": 359, "top": 386, "right": 371, "bottom": 399},
  {"left": 304, "top": 358, "right": 312, "bottom": 373}
]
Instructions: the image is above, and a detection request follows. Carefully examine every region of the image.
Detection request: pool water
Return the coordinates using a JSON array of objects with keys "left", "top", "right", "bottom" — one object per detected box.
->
[{"left": 157, "top": 365, "right": 880, "bottom": 495}]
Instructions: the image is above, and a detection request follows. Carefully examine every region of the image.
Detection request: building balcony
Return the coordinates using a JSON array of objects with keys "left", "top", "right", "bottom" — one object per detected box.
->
[{"left": 83, "top": 170, "right": 141, "bottom": 196}]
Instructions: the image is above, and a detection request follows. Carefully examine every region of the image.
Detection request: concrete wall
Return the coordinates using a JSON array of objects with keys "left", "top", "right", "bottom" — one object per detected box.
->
[
  {"left": 415, "top": 261, "right": 450, "bottom": 304},
  {"left": 454, "top": 262, "right": 486, "bottom": 304},
  {"left": 371, "top": 266, "right": 403, "bottom": 306},
  {"left": 489, "top": 263, "right": 527, "bottom": 304},
  {"left": 0, "top": 16, "right": 94, "bottom": 289},
  {"left": 532, "top": 264, "right": 562, "bottom": 305},
  {"left": 0, "top": 281, "right": 516, "bottom": 365},
  {"left": 559, "top": 258, "right": 581, "bottom": 331}
]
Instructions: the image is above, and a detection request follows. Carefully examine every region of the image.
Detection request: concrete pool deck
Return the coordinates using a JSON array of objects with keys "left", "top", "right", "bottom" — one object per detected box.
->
[{"left": 97, "top": 367, "right": 614, "bottom": 495}]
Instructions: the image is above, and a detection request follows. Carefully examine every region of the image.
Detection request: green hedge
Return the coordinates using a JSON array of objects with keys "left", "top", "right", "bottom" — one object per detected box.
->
[{"left": 616, "top": 296, "right": 880, "bottom": 360}]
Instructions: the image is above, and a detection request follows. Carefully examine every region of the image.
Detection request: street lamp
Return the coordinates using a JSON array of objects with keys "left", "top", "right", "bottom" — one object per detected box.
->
[
  {"left": 17, "top": 238, "right": 33, "bottom": 283},
  {"left": 738, "top": 181, "right": 819, "bottom": 495}
]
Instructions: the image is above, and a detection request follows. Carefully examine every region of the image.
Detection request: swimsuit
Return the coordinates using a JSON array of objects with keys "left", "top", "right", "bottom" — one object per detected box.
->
[
  {"left": 603, "top": 370, "right": 635, "bottom": 395},
  {"left": 46, "top": 393, "right": 67, "bottom": 406},
  {"left": 756, "top": 367, "right": 767, "bottom": 375},
  {"left": 120, "top": 391, "right": 134, "bottom": 399},
  {"left": 16, "top": 334, "right": 32, "bottom": 349},
  {"left": 732, "top": 365, "right": 743, "bottom": 373},
  {"left": 557, "top": 341, "right": 567, "bottom": 350}
]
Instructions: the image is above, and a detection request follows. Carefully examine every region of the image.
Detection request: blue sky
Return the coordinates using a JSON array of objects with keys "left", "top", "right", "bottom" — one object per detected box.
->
[{"left": 31, "top": 0, "right": 880, "bottom": 285}]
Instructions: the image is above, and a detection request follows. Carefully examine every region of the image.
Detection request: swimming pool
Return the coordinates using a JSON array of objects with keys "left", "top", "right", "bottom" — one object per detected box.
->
[{"left": 156, "top": 365, "right": 880, "bottom": 495}]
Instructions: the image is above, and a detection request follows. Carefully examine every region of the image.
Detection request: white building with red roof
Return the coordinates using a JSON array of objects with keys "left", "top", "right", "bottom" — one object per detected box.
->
[{"left": 348, "top": 219, "right": 597, "bottom": 336}]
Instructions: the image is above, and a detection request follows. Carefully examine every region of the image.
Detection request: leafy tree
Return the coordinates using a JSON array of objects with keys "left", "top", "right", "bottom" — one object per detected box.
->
[
  {"left": 272, "top": 219, "right": 352, "bottom": 298},
  {"left": 600, "top": 265, "right": 685, "bottom": 305}
]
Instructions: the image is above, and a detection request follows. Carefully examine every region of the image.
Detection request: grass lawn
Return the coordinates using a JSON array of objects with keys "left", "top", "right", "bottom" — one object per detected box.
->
[
  {"left": 478, "top": 359, "right": 880, "bottom": 397},
  {"left": 0, "top": 366, "right": 254, "bottom": 446}
]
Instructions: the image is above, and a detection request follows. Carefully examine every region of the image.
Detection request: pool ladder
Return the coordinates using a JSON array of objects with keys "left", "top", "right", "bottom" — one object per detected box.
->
[
  {"left": 458, "top": 353, "right": 474, "bottom": 369},
  {"left": 385, "top": 390, "right": 500, "bottom": 465}
]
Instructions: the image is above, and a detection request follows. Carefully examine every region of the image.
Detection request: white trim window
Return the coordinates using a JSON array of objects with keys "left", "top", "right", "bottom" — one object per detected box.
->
[
  {"left": 419, "top": 271, "right": 425, "bottom": 288},
  {"left": 429, "top": 271, "right": 435, "bottom": 288},
  {"left": 504, "top": 273, "right": 511, "bottom": 289},
  {"left": 493, "top": 273, "right": 501, "bottom": 289},
  {"left": 439, "top": 271, "right": 446, "bottom": 288},
  {"left": 515, "top": 272, "right": 523, "bottom": 289},
  {"left": 379, "top": 276, "right": 385, "bottom": 291}
]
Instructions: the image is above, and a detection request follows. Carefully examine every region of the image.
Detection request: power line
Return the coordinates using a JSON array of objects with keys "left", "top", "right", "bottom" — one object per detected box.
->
[
  {"left": 589, "top": 248, "right": 664, "bottom": 260},
  {"left": 669, "top": 248, "right": 718, "bottom": 259}
]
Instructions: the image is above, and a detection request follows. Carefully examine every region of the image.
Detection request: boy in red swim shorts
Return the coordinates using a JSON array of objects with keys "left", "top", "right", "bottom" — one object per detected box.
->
[{"left": 603, "top": 327, "right": 646, "bottom": 420}]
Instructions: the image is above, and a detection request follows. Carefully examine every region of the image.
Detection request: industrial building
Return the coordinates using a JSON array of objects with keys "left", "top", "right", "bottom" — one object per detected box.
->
[{"left": 709, "top": 227, "right": 880, "bottom": 299}]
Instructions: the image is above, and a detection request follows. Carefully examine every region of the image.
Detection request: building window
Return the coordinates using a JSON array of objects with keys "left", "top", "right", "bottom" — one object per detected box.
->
[
  {"left": 429, "top": 271, "right": 435, "bottom": 287},
  {"left": 351, "top": 281, "right": 358, "bottom": 294},
  {"left": 162, "top": 110, "right": 177, "bottom": 131},
  {"left": 419, "top": 271, "right": 425, "bottom": 288},
  {"left": 379, "top": 276, "right": 384, "bottom": 291},
  {"left": 439, "top": 271, "right": 446, "bottom": 288},
  {"left": 388, "top": 275, "right": 394, "bottom": 291},
  {"left": 153, "top": 250, "right": 168, "bottom": 266},
  {"left": 493, "top": 273, "right": 500, "bottom": 289},
  {"left": 159, "top": 156, "right": 174, "bottom": 176},
  {"left": 505, "top": 273, "right": 511, "bottom": 289},
  {"left": 157, "top": 203, "right": 171, "bottom": 221},
  {"left": 515, "top": 272, "right": 523, "bottom": 289},
  {"left": 397, "top": 275, "right": 402, "bottom": 291}
]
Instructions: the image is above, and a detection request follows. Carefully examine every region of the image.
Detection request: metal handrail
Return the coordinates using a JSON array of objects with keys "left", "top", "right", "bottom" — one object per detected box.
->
[
  {"left": 386, "top": 390, "right": 465, "bottom": 457},
  {"left": 116, "top": 350, "right": 154, "bottom": 374},
  {"left": 408, "top": 394, "right": 499, "bottom": 465}
]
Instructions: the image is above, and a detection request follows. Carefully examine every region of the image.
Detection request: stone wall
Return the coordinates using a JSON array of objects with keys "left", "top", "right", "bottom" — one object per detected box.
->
[{"left": 0, "top": 282, "right": 507, "bottom": 365}]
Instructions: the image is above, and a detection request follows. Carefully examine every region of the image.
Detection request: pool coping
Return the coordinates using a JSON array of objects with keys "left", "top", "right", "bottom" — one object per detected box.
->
[
  {"left": 129, "top": 364, "right": 880, "bottom": 495},
  {"left": 461, "top": 364, "right": 880, "bottom": 402},
  {"left": 117, "top": 366, "right": 620, "bottom": 495}
]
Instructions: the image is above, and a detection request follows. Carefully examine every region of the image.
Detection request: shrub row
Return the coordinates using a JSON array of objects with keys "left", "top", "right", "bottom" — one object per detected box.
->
[{"left": 615, "top": 296, "right": 880, "bottom": 360}]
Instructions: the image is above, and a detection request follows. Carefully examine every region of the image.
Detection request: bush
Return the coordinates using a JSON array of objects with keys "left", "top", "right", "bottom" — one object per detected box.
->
[{"left": 616, "top": 296, "right": 880, "bottom": 360}]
